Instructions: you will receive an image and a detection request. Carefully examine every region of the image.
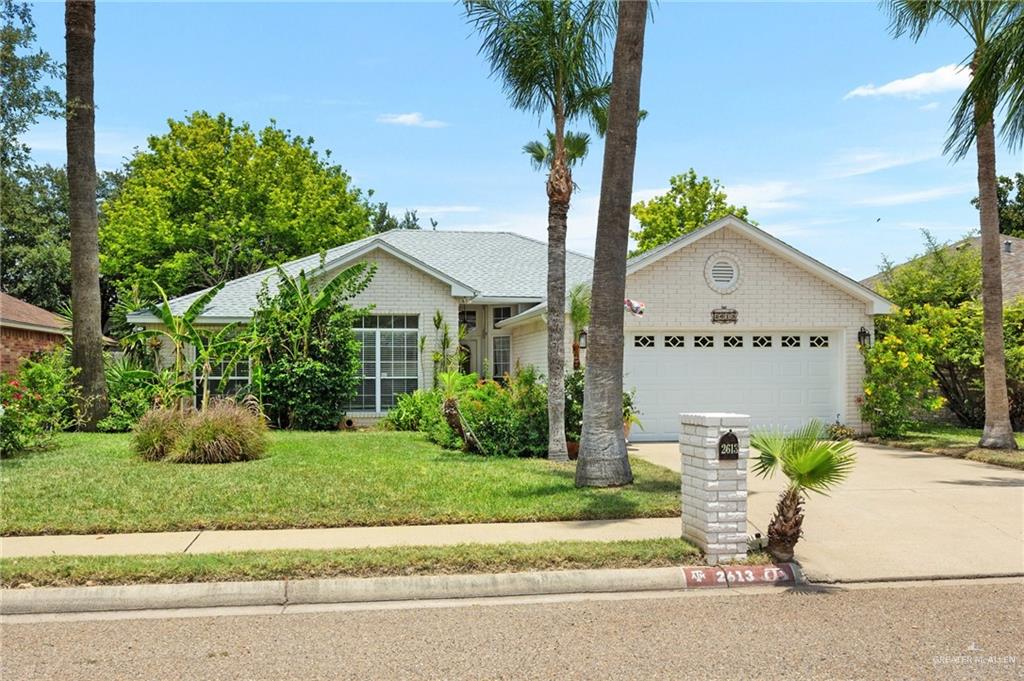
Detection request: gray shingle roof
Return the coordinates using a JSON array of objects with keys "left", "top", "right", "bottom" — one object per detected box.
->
[{"left": 128, "top": 230, "right": 594, "bottom": 322}]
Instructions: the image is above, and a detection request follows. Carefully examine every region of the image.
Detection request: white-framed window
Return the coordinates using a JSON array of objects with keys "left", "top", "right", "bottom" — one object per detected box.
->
[
  {"left": 458, "top": 310, "right": 477, "bottom": 330},
  {"left": 349, "top": 315, "right": 419, "bottom": 412},
  {"left": 810, "top": 335, "right": 830, "bottom": 348},
  {"left": 492, "top": 336, "right": 511, "bottom": 378},
  {"left": 724, "top": 335, "right": 743, "bottom": 348},
  {"left": 664, "top": 335, "right": 685, "bottom": 348},
  {"left": 694, "top": 335, "right": 714, "bottom": 348},
  {"left": 782, "top": 335, "right": 801, "bottom": 348},
  {"left": 634, "top": 335, "right": 655, "bottom": 348},
  {"left": 492, "top": 306, "right": 513, "bottom": 328},
  {"left": 753, "top": 335, "right": 772, "bottom": 348},
  {"left": 194, "top": 358, "right": 251, "bottom": 408}
]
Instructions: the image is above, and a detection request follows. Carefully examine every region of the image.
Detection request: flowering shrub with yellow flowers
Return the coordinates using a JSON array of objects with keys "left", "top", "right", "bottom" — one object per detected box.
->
[{"left": 861, "top": 310, "right": 944, "bottom": 438}]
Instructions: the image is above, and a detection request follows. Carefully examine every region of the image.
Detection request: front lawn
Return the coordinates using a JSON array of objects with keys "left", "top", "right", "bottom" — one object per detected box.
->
[
  {"left": 0, "top": 538, "right": 764, "bottom": 588},
  {"left": 867, "top": 422, "right": 1024, "bottom": 470},
  {"left": 0, "top": 432, "right": 680, "bottom": 536}
]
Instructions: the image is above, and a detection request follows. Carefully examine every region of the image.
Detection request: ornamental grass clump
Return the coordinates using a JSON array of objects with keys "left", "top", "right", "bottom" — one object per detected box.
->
[
  {"left": 751, "top": 421, "right": 856, "bottom": 562},
  {"left": 133, "top": 401, "right": 267, "bottom": 464},
  {"left": 132, "top": 407, "right": 186, "bottom": 461}
]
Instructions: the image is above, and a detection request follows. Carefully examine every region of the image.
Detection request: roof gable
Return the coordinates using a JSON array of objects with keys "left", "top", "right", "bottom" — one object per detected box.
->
[{"left": 627, "top": 215, "right": 892, "bottom": 315}]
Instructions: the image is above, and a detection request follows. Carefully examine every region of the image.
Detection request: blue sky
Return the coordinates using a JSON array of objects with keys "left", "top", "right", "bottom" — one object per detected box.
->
[{"left": 25, "top": 1, "right": 1024, "bottom": 280}]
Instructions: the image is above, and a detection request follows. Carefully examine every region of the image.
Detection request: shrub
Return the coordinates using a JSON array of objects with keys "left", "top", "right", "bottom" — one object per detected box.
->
[
  {"left": 564, "top": 367, "right": 585, "bottom": 442},
  {"left": 167, "top": 401, "right": 268, "bottom": 464},
  {"left": 415, "top": 368, "right": 549, "bottom": 457},
  {"left": 98, "top": 357, "right": 160, "bottom": 433},
  {"left": 383, "top": 389, "right": 443, "bottom": 431},
  {"left": 0, "top": 348, "right": 80, "bottom": 457},
  {"left": 133, "top": 407, "right": 186, "bottom": 461},
  {"left": 249, "top": 264, "right": 371, "bottom": 430},
  {"left": 825, "top": 420, "right": 856, "bottom": 441},
  {"left": 861, "top": 312, "right": 944, "bottom": 438}
]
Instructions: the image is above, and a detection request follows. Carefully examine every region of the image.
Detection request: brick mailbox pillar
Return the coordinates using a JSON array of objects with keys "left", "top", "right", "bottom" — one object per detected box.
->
[{"left": 679, "top": 412, "right": 750, "bottom": 566}]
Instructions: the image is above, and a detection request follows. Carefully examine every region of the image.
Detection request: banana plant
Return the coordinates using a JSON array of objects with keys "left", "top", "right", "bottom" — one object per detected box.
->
[
  {"left": 128, "top": 282, "right": 225, "bottom": 381},
  {"left": 751, "top": 421, "right": 856, "bottom": 562}
]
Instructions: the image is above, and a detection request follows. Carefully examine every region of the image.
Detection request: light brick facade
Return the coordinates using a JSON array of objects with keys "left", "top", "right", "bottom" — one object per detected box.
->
[{"left": 510, "top": 222, "right": 881, "bottom": 433}]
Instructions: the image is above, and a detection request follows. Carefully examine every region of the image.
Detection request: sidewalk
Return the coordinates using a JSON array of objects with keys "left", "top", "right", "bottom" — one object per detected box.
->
[{"left": 0, "top": 517, "right": 683, "bottom": 559}]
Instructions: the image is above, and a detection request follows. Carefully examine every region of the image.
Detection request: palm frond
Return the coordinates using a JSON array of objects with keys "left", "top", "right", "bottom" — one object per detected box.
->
[
  {"left": 751, "top": 420, "right": 856, "bottom": 496},
  {"left": 523, "top": 139, "right": 550, "bottom": 171},
  {"left": 463, "top": 0, "right": 613, "bottom": 121},
  {"left": 568, "top": 282, "right": 591, "bottom": 337}
]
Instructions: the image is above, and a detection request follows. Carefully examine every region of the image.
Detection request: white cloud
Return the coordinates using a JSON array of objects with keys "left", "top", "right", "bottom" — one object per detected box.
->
[
  {"left": 827, "top": 148, "right": 936, "bottom": 178},
  {"left": 844, "top": 63, "right": 969, "bottom": 100},
  {"left": 413, "top": 205, "right": 481, "bottom": 214},
  {"left": 856, "top": 184, "right": 973, "bottom": 207},
  {"left": 728, "top": 181, "right": 805, "bottom": 213},
  {"left": 376, "top": 112, "right": 448, "bottom": 128},
  {"left": 919, "top": 101, "right": 941, "bottom": 111},
  {"left": 23, "top": 122, "right": 144, "bottom": 170}
]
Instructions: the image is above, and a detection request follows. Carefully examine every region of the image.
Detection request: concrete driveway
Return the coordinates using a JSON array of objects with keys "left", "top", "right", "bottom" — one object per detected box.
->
[{"left": 632, "top": 441, "right": 1024, "bottom": 582}]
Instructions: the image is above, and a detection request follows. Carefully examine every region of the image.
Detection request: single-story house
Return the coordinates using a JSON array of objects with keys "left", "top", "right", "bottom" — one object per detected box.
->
[
  {"left": 127, "top": 216, "right": 891, "bottom": 440},
  {"left": 861, "top": 233, "right": 1024, "bottom": 304},
  {"left": 0, "top": 292, "right": 71, "bottom": 373}
]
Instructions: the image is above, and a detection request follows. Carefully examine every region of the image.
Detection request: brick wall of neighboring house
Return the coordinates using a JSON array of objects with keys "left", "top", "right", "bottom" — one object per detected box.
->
[
  {"left": 622, "top": 225, "right": 875, "bottom": 432},
  {"left": 0, "top": 327, "right": 66, "bottom": 373}
]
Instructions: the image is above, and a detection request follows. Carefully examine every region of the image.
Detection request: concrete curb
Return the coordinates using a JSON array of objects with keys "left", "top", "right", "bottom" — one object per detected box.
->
[{"left": 0, "top": 564, "right": 803, "bottom": 616}]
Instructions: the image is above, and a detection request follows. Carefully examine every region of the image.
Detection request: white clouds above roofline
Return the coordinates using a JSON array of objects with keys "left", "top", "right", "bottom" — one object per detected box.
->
[{"left": 844, "top": 63, "right": 969, "bottom": 100}]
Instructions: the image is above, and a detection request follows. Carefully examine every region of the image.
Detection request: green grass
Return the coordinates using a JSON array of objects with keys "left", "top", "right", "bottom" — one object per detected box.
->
[
  {"left": 869, "top": 422, "right": 1024, "bottom": 470},
  {"left": 0, "top": 432, "right": 680, "bottom": 536},
  {"left": 0, "top": 539, "right": 746, "bottom": 588}
]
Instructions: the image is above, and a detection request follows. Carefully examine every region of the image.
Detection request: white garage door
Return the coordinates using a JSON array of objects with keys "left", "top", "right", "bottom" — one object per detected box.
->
[{"left": 623, "top": 331, "right": 841, "bottom": 441}]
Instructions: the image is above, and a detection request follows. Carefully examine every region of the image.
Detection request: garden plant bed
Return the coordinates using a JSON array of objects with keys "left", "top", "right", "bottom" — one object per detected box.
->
[
  {"left": 0, "top": 539, "right": 777, "bottom": 589},
  {"left": 864, "top": 422, "right": 1024, "bottom": 470},
  {"left": 0, "top": 432, "right": 680, "bottom": 536}
]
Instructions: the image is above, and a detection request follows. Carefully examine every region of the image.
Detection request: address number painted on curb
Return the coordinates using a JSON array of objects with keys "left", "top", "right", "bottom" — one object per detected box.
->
[{"left": 682, "top": 564, "right": 796, "bottom": 588}]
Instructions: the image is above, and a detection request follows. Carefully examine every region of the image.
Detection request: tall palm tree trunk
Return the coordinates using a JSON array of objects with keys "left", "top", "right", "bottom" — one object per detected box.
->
[
  {"left": 546, "top": 151, "right": 571, "bottom": 462},
  {"left": 975, "top": 105, "right": 1017, "bottom": 450},
  {"left": 576, "top": 0, "right": 647, "bottom": 487},
  {"left": 65, "top": 0, "right": 108, "bottom": 429}
]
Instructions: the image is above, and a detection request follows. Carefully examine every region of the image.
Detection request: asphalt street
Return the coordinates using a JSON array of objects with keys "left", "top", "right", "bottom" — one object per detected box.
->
[{"left": 2, "top": 580, "right": 1022, "bottom": 680}]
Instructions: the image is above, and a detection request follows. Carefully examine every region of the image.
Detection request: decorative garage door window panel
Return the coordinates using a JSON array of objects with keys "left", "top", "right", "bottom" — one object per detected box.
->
[{"left": 623, "top": 332, "right": 839, "bottom": 440}]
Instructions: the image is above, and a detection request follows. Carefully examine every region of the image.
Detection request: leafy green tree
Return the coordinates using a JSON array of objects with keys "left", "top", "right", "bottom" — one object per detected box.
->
[
  {"left": 887, "top": 0, "right": 1020, "bottom": 450},
  {"left": 1, "top": 164, "right": 70, "bottom": 310},
  {"left": 0, "top": 0, "right": 63, "bottom": 171},
  {"left": 629, "top": 169, "right": 752, "bottom": 255},
  {"left": 971, "top": 172, "right": 1024, "bottom": 238},
  {"left": 465, "top": 0, "right": 615, "bottom": 462},
  {"left": 368, "top": 198, "right": 424, "bottom": 234},
  {"left": 249, "top": 263, "right": 373, "bottom": 430},
  {"left": 874, "top": 231, "right": 983, "bottom": 310},
  {"left": 100, "top": 111, "right": 371, "bottom": 301},
  {"left": 1, "top": 164, "right": 123, "bottom": 313}
]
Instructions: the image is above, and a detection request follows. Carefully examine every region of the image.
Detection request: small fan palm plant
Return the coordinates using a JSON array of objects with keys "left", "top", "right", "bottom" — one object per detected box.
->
[
  {"left": 437, "top": 371, "right": 480, "bottom": 451},
  {"left": 751, "top": 420, "right": 856, "bottom": 562}
]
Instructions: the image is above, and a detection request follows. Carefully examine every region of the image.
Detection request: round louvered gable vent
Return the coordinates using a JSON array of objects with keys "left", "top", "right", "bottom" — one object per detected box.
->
[{"left": 704, "top": 253, "right": 741, "bottom": 293}]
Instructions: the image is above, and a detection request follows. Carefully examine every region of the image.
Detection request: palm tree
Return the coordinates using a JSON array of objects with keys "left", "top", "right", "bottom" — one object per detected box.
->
[
  {"left": 886, "top": 1, "right": 1020, "bottom": 450},
  {"left": 567, "top": 282, "right": 590, "bottom": 370},
  {"left": 65, "top": 0, "right": 107, "bottom": 429},
  {"left": 575, "top": 0, "right": 648, "bottom": 488},
  {"left": 751, "top": 421, "right": 857, "bottom": 562},
  {"left": 465, "top": 0, "right": 614, "bottom": 462}
]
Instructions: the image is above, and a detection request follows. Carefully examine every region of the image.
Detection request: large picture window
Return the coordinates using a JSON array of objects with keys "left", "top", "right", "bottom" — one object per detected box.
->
[{"left": 350, "top": 315, "right": 419, "bottom": 412}]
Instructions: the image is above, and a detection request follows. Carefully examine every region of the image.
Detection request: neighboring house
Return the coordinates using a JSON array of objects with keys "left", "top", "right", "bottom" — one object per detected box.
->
[
  {"left": 127, "top": 216, "right": 891, "bottom": 439},
  {"left": 0, "top": 292, "right": 70, "bottom": 372},
  {"left": 861, "top": 233, "right": 1024, "bottom": 304}
]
